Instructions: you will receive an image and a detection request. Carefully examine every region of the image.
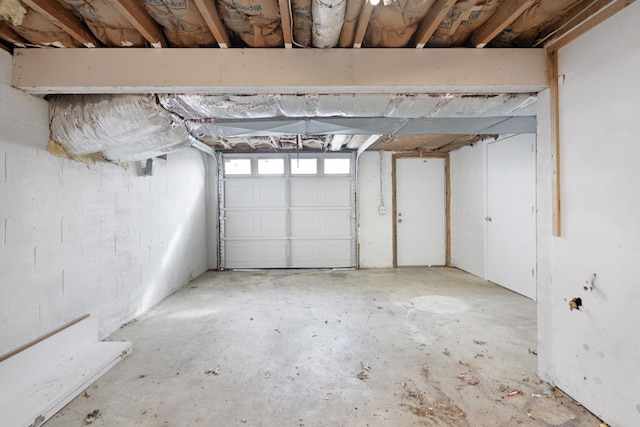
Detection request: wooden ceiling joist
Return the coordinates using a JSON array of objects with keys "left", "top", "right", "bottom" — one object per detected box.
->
[
  {"left": 193, "top": 0, "right": 231, "bottom": 48},
  {"left": 353, "top": 2, "right": 375, "bottom": 48},
  {"left": 112, "top": 0, "right": 168, "bottom": 48},
  {"left": 544, "top": 0, "right": 636, "bottom": 51},
  {"left": 415, "top": 0, "right": 457, "bottom": 49},
  {"left": 277, "top": 0, "right": 293, "bottom": 48},
  {"left": 470, "top": 0, "right": 537, "bottom": 48},
  {"left": 0, "top": 23, "right": 30, "bottom": 47},
  {"left": 21, "top": 0, "right": 99, "bottom": 47}
]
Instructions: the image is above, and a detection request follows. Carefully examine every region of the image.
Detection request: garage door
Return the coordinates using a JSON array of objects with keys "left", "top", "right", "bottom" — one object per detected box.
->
[{"left": 219, "top": 154, "right": 356, "bottom": 269}]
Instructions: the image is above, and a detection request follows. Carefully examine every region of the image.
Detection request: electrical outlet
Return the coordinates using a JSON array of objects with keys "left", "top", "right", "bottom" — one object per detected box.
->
[{"left": 378, "top": 206, "right": 387, "bottom": 215}]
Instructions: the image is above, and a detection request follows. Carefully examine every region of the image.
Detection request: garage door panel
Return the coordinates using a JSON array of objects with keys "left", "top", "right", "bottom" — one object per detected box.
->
[
  {"left": 290, "top": 180, "right": 352, "bottom": 207},
  {"left": 225, "top": 210, "right": 287, "bottom": 237},
  {"left": 225, "top": 240, "right": 287, "bottom": 268},
  {"left": 220, "top": 154, "right": 355, "bottom": 269},
  {"left": 225, "top": 180, "right": 287, "bottom": 208},
  {"left": 290, "top": 239, "right": 352, "bottom": 267},
  {"left": 290, "top": 210, "right": 352, "bottom": 237}
]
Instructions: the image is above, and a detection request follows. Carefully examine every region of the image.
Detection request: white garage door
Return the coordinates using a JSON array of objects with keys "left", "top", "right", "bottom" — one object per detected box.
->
[{"left": 220, "top": 154, "right": 356, "bottom": 269}]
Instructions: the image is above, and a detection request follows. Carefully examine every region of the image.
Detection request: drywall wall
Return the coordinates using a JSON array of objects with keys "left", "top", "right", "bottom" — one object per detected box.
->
[
  {"left": 537, "top": 5, "right": 640, "bottom": 426},
  {"left": 357, "top": 152, "right": 393, "bottom": 268},
  {"left": 449, "top": 142, "right": 487, "bottom": 278},
  {"left": 0, "top": 49, "right": 208, "bottom": 355}
]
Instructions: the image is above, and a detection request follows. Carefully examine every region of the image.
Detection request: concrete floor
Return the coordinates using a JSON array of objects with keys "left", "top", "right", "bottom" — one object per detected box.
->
[{"left": 46, "top": 268, "right": 600, "bottom": 426}]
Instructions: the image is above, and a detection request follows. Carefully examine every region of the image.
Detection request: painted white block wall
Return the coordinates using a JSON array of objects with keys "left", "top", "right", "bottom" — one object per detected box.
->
[
  {"left": 0, "top": 50, "right": 208, "bottom": 355},
  {"left": 450, "top": 142, "right": 486, "bottom": 278},
  {"left": 357, "top": 152, "right": 393, "bottom": 268},
  {"left": 537, "top": 5, "right": 640, "bottom": 426}
]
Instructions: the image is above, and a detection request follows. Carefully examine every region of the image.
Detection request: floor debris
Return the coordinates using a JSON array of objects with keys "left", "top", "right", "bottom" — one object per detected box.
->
[
  {"left": 473, "top": 340, "right": 487, "bottom": 345},
  {"left": 506, "top": 390, "right": 522, "bottom": 397},
  {"left": 84, "top": 409, "right": 101, "bottom": 424},
  {"left": 205, "top": 366, "right": 220, "bottom": 376},
  {"left": 457, "top": 372, "right": 480, "bottom": 385},
  {"left": 357, "top": 361, "right": 371, "bottom": 380}
]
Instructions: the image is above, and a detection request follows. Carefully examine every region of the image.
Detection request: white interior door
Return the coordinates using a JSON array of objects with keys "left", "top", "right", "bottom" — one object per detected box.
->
[
  {"left": 396, "top": 157, "right": 446, "bottom": 266},
  {"left": 487, "top": 135, "right": 536, "bottom": 299}
]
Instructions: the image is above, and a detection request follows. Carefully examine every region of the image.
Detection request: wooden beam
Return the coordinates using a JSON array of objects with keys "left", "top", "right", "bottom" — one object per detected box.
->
[
  {"left": 0, "top": 23, "right": 29, "bottom": 47},
  {"left": 21, "top": 0, "right": 99, "bottom": 47},
  {"left": 546, "top": 0, "right": 635, "bottom": 52},
  {"left": 415, "top": 0, "right": 456, "bottom": 48},
  {"left": 533, "top": 0, "right": 611, "bottom": 47},
  {"left": 277, "top": 0, "right": 293, "bottom": 48},
  {"left": 12, "top": 48, "right": 549, "bottom": 95},
  {"left": 392, "top": 153, "right": 397, "bottom": 268},
  {"left": 112, "top": 0, "right": 168, "bottom": 48},
  {"left": 470, "top": 0, "right": 536, "bottom": 48},
  {"left": 353, "top": 2, "right": 374, "bottom": 48},
  {"left": 194, "top": 0, "right": 231, "bottom": 48},
  {"left": 548, "top": 50, "right": 561, "bottom": 236},
  {"left": 445, "top": 154, "right": 451, "bottom": 266},
  {"left": 0, "top": 41, "right": 11, "bottom": 53}
]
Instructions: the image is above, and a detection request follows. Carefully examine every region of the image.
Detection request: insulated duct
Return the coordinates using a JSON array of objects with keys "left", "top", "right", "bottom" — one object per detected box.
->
[
  {"left": 49, "top": 94, "right": 195, "bottom": 163},
  {"left": 312, "top": 0, "right": 347, "bottom": 48}
]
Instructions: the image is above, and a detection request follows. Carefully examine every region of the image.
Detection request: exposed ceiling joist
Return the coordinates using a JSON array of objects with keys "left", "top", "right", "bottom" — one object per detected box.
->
[
  {"left": 277, "top": 0, "right": 294, "bottom": 48},
  {"left": 0, "top": 24, "right": 29, "bottom": 47},
  {"left": 414, "top": 0, "right": 457, "bottom": 49},
  {"left": 112, "top": 0, "right": 168, "bottom": 48},
  {"left": 21, "top": 0, "right": 99, "bottom": 47},
  {"left": 353, "top": 2, "right": 374, "bottom": 48},
  {"left": 470, "top": 0, "right": 537, "bottom": 48},
  {"left": 0, "top": 41, "right": 11, "bottom": 52},
  {"left": 545, "top": 0, "right": 635, "bottom": 51},
  {"left": 12, "top": 48, "right": 548, "bottom": 94},
  {"left": 193, "top": 0, "right": 232, "bottom": 48}
]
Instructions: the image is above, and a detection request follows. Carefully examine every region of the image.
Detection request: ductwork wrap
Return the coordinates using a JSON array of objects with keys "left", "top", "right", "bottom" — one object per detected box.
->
[
  {"left": 49, "top": 95, "right": 195, "bottom": 162},
  {"left": 312, "top": 0, "right": 347, "bottom": 48}
]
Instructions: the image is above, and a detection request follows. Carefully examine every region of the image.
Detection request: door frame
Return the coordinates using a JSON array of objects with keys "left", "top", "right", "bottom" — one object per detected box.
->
[{"left": 392, "top": 152, "right": 451, "bottom": 268}]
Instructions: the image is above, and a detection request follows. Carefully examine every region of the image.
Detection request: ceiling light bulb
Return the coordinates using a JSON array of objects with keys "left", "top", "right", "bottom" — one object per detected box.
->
[{"left": 369, "top": 0, "right": 380, "bottom": 5}]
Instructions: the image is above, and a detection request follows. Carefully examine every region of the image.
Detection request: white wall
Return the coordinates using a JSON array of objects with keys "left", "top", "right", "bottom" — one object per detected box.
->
[
  {"left": 450, "top": 142, "right": 486, "bottom": 278},
  {"left": 0, "top": 50, "right": 208, "bottom": 355},
  {"left": 357, "top": 151, "right": 393, "bottom": 268},
  {"left": 537, "top": 5, "right": 640, "bottom": 426}
]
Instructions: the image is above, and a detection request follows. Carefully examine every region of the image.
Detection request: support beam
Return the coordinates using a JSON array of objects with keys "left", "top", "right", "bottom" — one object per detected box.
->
[
  {"left": 470, "top": 0, "right": 536, "bottom": 48},
  {"left": 21, "top": 0, "right": 99, "bottom": 47},
  {"left": 194, "top": 0, "right": 231, "bottom": 48},
  {"left": 548, "top": 50, "right": 561, "bottom": 236},
  {"left": 415, "top": 0, "right": 456, "bottom": 49},
  {"left": 277, "top": 0, "right": 293, "bottom": 48},
  {"left": 112, "top": 0, "right": 168, "bottom": 48},
  {"left": 546, "top": 0, "right": 635, "bottom": 52},
  {"left": 0, "top": 24, "right": 29, "bottom": 47},
  {"left": 353, "top": 2, "right": 374, "bottom": 48},
  {"left": 12, "top": 48, "right": 549, "bottom": 94}
]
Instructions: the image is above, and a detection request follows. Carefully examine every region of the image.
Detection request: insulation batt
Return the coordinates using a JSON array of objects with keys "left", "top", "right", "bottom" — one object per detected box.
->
[
  {"left": 62, "top": 0, "right": 147, "bottom": 47},
  {"left": 217, "top": 0, "right": 283, "bottom": 47},
  {"left": 11, "top": 7, "right": 83, "bottom": 47},
  {"left": 141, "top": 0, "right": 217, "bottom": 47},
  {"left": 364, "top": 0, "right": 433, "bottom": 48},
  {"left": 312, "top": 0, "right": 347, "bottom": 48},
  {"left": 49, "top": 95, "right": 194, "bottom": 162},
  {"left": 292, "top": 0, "right": 313, "bottom": 46}
]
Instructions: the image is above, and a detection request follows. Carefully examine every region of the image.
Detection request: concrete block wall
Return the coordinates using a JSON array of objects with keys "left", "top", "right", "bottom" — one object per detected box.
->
[{"left": 0, "top": 50, "right": 208, "bottom": 355}]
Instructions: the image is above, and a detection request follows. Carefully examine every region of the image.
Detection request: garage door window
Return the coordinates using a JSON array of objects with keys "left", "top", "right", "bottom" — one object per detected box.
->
[
  {"left": 258, "top": 158, "right": 284, "bottom": 175},
  {"left": 224, "top": 158, "right": 251, "bottom": 175},
  {"left": 291, "top": 158, "right": 317, "bottom": 175}
]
